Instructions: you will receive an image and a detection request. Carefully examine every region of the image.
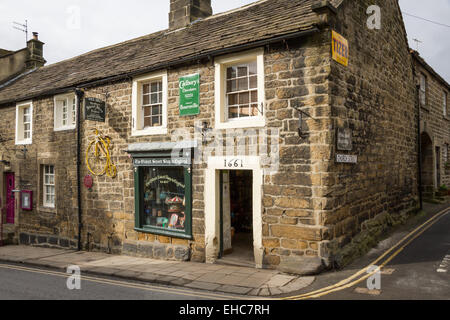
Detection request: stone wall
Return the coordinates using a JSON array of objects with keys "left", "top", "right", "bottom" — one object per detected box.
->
[
  {"left": 323, "top": 0, "right": 419, "bottom": 266},
  {"left": 413, "top": 59, "right": 450, "bottom": 190}
]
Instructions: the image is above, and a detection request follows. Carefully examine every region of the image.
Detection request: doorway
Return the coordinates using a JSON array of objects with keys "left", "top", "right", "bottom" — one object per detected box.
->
[
  {"left": 421, "top": 132, "right": 434, "bottom": 197},
  {"left": 5, "top": 173, "right": 15, "bottom": 224},
  {"left": 219, "top": 170, "right": 254, "bottom": 267},
  {"left": 436, "top": 147, "right": 441, "bottom": 188}
]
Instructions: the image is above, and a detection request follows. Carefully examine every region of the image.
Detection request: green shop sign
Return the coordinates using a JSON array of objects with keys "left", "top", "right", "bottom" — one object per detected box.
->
[{"left": 179, "top": 74, "right": 200, "bottom": 117}]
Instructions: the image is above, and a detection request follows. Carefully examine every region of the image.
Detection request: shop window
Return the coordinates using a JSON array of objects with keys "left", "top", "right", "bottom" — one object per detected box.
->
[
  {"left": 132, "top": 71, "right": 168, "bottom": 136},
  {"left": 43, "top": 165, "right": 55, "bottom": 208},
  {"left": 133, "top": 153, "right": 192, "bottom": 239},
  {"left": 54, "top": 93, "right": 77, "bottom": 131},
  {"left": 15, "top": 101, "right": 33, "bottom": 145},
  {"left": 215, "top": 48, "right": 265, "bottom": 129},
  {"left": 419, "top": 73, "right": 427, "bottom": 108}
]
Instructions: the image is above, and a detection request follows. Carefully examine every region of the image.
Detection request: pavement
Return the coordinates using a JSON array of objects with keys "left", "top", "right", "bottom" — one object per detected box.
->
[{"left": 0, "top": 245, "right": 314, "bottom": 297}]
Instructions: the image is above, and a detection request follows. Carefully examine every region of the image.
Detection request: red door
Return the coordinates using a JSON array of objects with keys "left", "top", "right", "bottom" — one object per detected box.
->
[{"left": 5, "top": 173, "right": 15, "bottom": 224}]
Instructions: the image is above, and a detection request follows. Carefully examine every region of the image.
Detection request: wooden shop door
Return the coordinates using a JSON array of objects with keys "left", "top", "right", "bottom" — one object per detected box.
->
[{"left": 5, "top": 173, "right": 15, "bottom": 224}]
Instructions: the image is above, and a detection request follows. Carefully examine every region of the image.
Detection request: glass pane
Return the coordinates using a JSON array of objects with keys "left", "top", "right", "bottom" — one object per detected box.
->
[
  {"left": 152, "top": 116, "right": 161, "bottom": 127},
  {"left": 249, "top": 61, "right": 257, "bottom": 75},
  {"left": 158, "top": 92, "right": 163, "bottom": 102},
  {"left": 239, "top": 92, "right": 249, "bottom": 104},
  {"left": 227, "top": 66, "right": 236, "bottom": 79},
  {"left": 142, "top": 167, "right": 186, "bottom": 232},
  {"left": 228, "top": 93, "right": 238, "bottom": 106},
  {"left": 143, "top": 94, "right": 150, "bottom": 105},
  {"left": 237, "top": 66, "right": 248, "bottom": 78},
  {"left": 227, "top": 80, "right": 237, "bottom": 93},
  {"left": 251, "top": 90, "right": 258, "bottom": 103},
  {"left": 151, "top": 82, "right": 158, "bottom": 93},
  {"left": 152, "top": 105, "right": 161, "bottom": 116},
  {"left": 143, "top": 84, "right": 150, "bottom": 94},
  {"left": 144, "top": 106, "right": 151, "bottom": 117},
  {"left": 151, "top": 93, "right": 158, "bottom": 104},
  {"left": 238, "top": 78, "right": 248, "bottom": 91},
  {"left": 228, "top": 106, "right": 239, "bottom": 119},
  {"left": 144, "top": 116, "right": 151, "bottom": 128},
  {"left": 250, "top": 104, "right": 259, "bottom": 116},
  {"left": 249, "top": 76, "right": 257, "bottom": 89},
  {"left": 239, "top": 105, "right": 250, "bottom": 117}
]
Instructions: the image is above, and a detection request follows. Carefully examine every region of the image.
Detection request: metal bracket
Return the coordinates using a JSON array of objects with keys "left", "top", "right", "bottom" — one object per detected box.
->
[{"left": 292, "top": 106, "right": 316, "bottom": 138}]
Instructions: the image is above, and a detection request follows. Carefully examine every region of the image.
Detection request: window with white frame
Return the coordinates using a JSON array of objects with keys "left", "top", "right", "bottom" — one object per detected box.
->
[
  {"left": 54, "top": 94, "right": 77, "bottom": 131},
  {"left": 443, "top": 91, "right": 448, "bottom": 117},
  {"left": 15, "top": 101, "right": 33, "bottom": 145},
  {"left": 132, "top": 71, "right": 168, "bottom": 136},
  {"left": 215, "top": 49, "right": 265, "bottom": 129},
  {"left": 43, "top": 165, "right": 55, "bottom": 208},
  {"left": 419, "top": 73, "right": 427, "bottom": 107}
]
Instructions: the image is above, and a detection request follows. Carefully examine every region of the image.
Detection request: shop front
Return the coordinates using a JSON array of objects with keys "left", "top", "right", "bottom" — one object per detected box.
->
[{"left": 128, "top": 142, "right": 195, "bottom": 240}]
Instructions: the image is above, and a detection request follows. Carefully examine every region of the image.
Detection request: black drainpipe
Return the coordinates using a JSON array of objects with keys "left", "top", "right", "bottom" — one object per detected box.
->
[
  {"left": 416, "top": 83, "right": 423, "bottom": 210},
  {"left": 75, "top": 89, "right": 84, "bottom": 251}
]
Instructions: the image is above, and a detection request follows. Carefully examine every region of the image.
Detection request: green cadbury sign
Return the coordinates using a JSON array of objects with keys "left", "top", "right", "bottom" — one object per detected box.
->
[{"left": 179, "top": 74, "right": 200, "bottom": 117}]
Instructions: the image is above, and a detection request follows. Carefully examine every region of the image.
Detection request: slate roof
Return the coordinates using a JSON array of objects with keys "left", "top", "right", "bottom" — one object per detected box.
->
[
  {"left": 411, "top": 50, "right": 450, "bottom": 90},
  {"left": 0, "top": 49, "right": 13, "bottom": 58},
  {"left": 0, "top": 0, "right": 343, "bottom": 105}
]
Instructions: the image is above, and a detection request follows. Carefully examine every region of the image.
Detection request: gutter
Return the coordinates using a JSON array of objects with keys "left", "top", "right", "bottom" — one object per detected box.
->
[
  {"left": 75, "top": 89, "right": 85, "bottom": 251},
  {"left": 0, "top": 27, "right": 320, "bottom": 106}
]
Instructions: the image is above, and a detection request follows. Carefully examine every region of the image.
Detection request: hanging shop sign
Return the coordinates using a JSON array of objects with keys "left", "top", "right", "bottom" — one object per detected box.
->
[
  {"left": 332, "top": 30, "right": 349, "bottom": 67},
  {"left": 337, "top": 128, "right": 353, "bottom": 151},
  {"left": 85, "top": 97, "right": 106, "bottom": 122},
  {"left": 336, "top": 154, "right": 358, "bottom": 164},
  {"left": 179, "top": 74, "right": 200, "bottom": 117}
]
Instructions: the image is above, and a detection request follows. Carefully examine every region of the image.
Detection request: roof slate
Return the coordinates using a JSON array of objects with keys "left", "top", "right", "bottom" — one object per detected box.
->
[{"left": 0, "top": 0, "right": 330, "bottom": 105}]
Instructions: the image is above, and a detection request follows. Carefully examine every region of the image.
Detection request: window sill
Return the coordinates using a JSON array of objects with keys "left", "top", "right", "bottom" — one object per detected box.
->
[
  {"left": 15, "top": 139, "right": 32, "bottom": 146},
  {"left": 54, "top": 126, "right": 76, "bottom": 132},
  {"left": 215, "top": 118, "right": 266, "bottom": 130},
  {"left": 135, "top": 227, "right": 192, "bottom": 240},
  {"left": 38, "top": 206, "right": 57, "bottom": 214},
  {"left": 132, "top": 127, "right": 168, "bottom": 137}
]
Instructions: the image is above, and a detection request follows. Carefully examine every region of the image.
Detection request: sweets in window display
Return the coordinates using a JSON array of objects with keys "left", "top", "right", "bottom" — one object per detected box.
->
[{"left": 142, "top": 167, "right": 187, "bottom": 231}]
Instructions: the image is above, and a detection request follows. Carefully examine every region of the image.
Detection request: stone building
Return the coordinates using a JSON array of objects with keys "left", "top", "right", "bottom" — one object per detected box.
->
[
  {"left": 0, "top": 0, "right": 444, "bottom": 274},
  {"left": 411, "top": 51, "right": 450, "bottom": 196}
]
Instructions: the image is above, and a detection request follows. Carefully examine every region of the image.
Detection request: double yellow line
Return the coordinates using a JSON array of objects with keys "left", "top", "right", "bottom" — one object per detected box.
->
[
  {"left": 284, "top": 207, "right": 450, "bottom": 300},
  {"left": 0, "top": 263, "right": 249, "bottom": 300}
]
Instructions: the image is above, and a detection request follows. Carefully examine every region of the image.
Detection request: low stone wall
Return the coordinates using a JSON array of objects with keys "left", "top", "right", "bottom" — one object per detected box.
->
[
  {"left": 122, "top": 240, "right": 190, "bottom": 262},
  {"left": 19, "top": 233, "right": 78, "bottom": 250}
]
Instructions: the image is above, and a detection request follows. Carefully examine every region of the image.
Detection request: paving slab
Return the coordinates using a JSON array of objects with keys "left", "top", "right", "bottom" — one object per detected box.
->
[{"left": 0, "top": 245, "right": 315, "bottom": 297}]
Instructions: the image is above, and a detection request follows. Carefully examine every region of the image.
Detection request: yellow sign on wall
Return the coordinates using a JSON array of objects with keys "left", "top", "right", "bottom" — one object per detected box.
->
[{"left": 332, "top": 31, "right": 349, "bottom": 66}]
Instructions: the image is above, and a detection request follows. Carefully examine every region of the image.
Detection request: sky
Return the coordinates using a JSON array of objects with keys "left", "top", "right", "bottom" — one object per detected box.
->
[{"left": 0, "top": 0, "right": 449, "bottom": 82}]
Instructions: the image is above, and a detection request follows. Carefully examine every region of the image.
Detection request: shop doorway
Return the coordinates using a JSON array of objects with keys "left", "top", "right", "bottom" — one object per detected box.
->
[
  {"left": 219, "top": 170, "right": 254, "bottom": 267},
  {"left": 5, "top": 173, "right": 15, "bottom": 224}
]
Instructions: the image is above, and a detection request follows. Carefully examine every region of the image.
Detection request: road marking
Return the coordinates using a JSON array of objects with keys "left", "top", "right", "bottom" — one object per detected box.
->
[
  {"left": 0, "top": 263, "right": 264, "bottom": 300},
  {"left": 380, "top": 268, "right": 396, "bottom": 275},
  {"left": 284, "top": 207, "right": 450, "bottom": 300},
  {"left": 437, "top": 254, "right": 449, "bottom": 273},
  {"left": 354, "top": 287, "right": 381, "bottom": 296}
]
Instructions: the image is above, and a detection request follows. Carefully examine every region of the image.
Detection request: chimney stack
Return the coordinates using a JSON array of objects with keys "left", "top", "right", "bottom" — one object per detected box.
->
[
  {"left": 169, "top": 0, "right": 212, "bottom": 30},
  {"left": 26, "top": 32, "right": 46, "bottom": 69}
]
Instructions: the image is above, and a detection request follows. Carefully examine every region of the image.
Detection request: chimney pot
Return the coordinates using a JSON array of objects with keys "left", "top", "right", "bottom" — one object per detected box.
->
[{"left": 32, "top": 32, "right": 39, "bottom": 40}]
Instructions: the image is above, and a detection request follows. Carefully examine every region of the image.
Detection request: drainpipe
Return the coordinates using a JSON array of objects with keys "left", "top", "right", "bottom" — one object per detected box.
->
[
  {"left": 75, "top": 89, "right": 84, "bottom": 251},
  {"left": 416, "top": 83, "right": 423, "bottom": 210}
]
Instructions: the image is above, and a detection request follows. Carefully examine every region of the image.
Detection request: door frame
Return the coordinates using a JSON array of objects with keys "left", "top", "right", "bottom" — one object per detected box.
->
[{"left": 204, "top": 156, "right": 263, "bottom": 268}]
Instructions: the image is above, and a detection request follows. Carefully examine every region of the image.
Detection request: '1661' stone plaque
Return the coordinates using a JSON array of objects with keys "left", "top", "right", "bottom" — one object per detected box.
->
[{"left": 337, "top": 128, "right": 353, "bottom": 151}]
